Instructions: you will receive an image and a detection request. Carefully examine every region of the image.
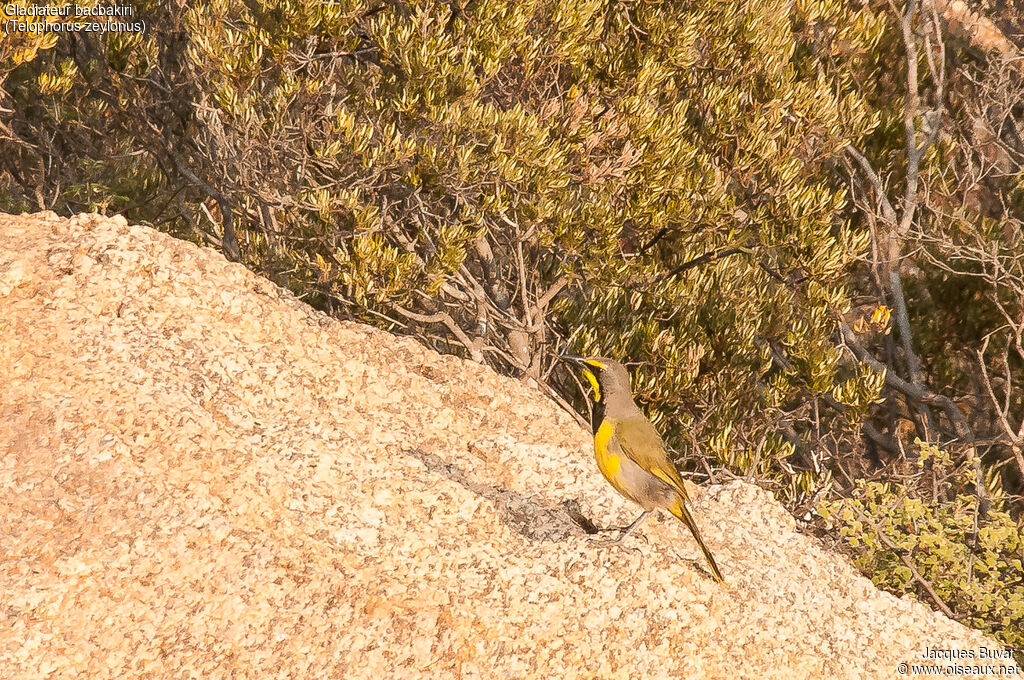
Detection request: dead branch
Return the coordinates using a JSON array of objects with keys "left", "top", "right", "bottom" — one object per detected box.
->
[
  {"left": 392, "top": 304, "right": 484, "bottom": 362},
  {"left": 840, "top": 322, "right": 991, "bottom": 515},
  {"left": 845, "top": 145, "right": 898, "bottom": 226},
  {"left": 977, "top": 334, "right": 1024, "bottom": 480},
  {"left": 162, "top": 144, "right": 241, "bottom": 262}
]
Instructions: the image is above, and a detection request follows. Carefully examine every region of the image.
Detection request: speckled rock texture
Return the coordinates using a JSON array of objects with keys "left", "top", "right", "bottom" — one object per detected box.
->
[{"left": 1, "top": 211, "right": 1017, "bottom": 679}]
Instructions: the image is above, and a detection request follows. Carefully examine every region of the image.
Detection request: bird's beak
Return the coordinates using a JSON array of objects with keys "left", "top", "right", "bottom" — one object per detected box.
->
[
  {"left": 558, "top": 353, "right": 586, "bottom": 366},
  {"left": 560, "top": 353, "right": 601, "bottom": 401}
]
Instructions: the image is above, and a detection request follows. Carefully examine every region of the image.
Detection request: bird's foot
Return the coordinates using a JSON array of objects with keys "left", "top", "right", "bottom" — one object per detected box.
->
[
  {"left": 588, "top": 529, "right": 647, "bottom": 552},
  {"left": 589, "top": 513, "right": 652, "bottom": 548}
]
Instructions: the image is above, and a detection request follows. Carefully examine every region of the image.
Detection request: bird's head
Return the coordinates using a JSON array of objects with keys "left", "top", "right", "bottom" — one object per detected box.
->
[{"left": 559, "top": 354, "right": 632, "bottom": 404}]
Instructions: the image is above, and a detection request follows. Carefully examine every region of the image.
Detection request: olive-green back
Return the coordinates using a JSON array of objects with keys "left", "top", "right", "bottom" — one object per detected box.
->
[{"left": 612, "top": 414, "right": 690, "bottom": 500}]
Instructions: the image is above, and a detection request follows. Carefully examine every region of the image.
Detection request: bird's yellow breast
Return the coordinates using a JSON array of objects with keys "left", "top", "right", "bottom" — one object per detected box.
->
[{"left": 593, "top": 418, "right": 622, "bottom": 483}]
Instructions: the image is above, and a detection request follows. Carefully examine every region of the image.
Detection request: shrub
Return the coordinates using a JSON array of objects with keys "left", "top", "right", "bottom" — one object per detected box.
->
[{"left": 821, "top": 441, "right": 1024, "bottom": 656}]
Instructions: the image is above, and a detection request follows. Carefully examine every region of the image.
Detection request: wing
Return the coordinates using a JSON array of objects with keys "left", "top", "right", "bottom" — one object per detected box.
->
[{"left": 613, "top": 416, "right": 691, "bottom": 500}]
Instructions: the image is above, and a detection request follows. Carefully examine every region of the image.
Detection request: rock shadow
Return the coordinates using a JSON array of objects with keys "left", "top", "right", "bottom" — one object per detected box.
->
[{"left": 403, "top": 447, "right": 599, "bottom": 543}]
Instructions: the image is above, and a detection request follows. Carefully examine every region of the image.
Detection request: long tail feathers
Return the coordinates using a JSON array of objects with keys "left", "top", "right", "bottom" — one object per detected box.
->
[{"left": 669, "top": 498, "right": 724, "bottom": 583}]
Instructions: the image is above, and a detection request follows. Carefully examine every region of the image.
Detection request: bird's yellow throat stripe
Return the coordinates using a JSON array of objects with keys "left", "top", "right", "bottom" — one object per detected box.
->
[
  {"left": 582, "top": 369, "right": 601, "bottom": 401},
  {"left": 594, "top": 419, "right": 620, "bottom": 478}
]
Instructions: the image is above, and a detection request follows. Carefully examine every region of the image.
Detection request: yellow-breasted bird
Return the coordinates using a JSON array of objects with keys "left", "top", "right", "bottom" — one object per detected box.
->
[{"left": 561, "top": 354, "right": 724, "bottom": 582}]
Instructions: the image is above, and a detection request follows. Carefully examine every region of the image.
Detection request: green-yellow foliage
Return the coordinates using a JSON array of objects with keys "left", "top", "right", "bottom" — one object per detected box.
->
[
  {"left": 552, "top": 0, "right": 885, "bottom": 501},
  {"left": 0, "top": 2, "right": 65, "bottom": 75},
  {"left": 2, "top": 0, "right": 888, "bottom": 503},
  {"left": 820, "top": 442, "right": 1024, "bottom": 655}
]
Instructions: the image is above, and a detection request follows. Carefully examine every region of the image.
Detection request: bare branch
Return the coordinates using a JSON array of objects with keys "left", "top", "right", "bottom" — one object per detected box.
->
[
  {"left": 533, "top": 276, "right": 569, "bottom": 319},
  {"left": 655, "top": 244, "right": 754, "bottom": 283},
  {"left": 897, "top": 0, "right": 923, "bottom": 241},
  {"left": 392, "top": 304, "right": 484, "bottom": 362},
  {"left": 894, "top": 0, "right": 946, "bottom": 242},
  {"left": 161, "top": 144, "right": 241, "bottom": 262},
  {"left": 889, "top": 269, "right": 935, "bottom": 437},
  {"left": 976, "top": 336, "right": 1024, "bottom": 480},
  {"left": 840, "top": 321, "right": 990, "bottom": 514},
  {"left": 845, "top": 145, "right": 898, "bottom": 226}
]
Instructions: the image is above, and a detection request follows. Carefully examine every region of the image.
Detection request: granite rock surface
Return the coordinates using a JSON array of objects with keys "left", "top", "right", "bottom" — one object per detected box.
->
[{"left": 1, "top": 211, "right": 1016, "bottom": 679}]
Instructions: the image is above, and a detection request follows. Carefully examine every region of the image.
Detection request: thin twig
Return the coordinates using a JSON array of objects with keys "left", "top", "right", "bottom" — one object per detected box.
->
[
  {"left": 855, "top": 507, "right": 956, "bottom": 619},
  {"left": 655, "top": 244, "right": 753, "bottom": 283}
]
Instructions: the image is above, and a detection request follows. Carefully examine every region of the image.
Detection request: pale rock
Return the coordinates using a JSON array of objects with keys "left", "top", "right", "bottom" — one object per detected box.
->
[{"left": 0, "top": 211, "right": 1018, "bottom": 679}]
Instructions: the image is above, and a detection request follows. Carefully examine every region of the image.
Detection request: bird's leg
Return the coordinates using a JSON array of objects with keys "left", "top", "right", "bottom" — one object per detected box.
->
[
  {"left": 594, "top": 511, "right": 650, "bottom": 544},
  {"left": 617, "top": 511, "right": 650, "bottom": 536}
]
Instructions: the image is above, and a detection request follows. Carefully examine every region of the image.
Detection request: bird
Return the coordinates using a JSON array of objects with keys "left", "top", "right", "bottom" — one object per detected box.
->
[{"left": 560, "top": 354, "right": 724, "bottom": 582}]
